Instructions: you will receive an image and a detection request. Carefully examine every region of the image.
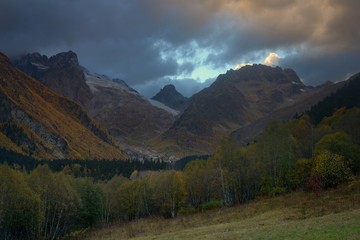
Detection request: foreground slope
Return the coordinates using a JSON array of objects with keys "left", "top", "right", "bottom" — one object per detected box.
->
[
  {"left": 83, "top": 182, "right": 360, "bottom": 240},
  {"left": 0, "top": 53, "right": 125, "bottom": 159}
]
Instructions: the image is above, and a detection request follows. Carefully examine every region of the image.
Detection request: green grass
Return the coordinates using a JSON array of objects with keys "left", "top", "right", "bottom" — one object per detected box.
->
[{"left": 81, "top": 181, "right": 360, "bottom": 240}]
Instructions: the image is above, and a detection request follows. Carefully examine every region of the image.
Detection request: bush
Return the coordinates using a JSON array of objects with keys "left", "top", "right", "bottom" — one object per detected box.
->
[
  {"left": 312, "top": 151, "right": 350, "bottom": 188},
  {"left": 201, "top": 200, "right": 224, "bottom": 210}
]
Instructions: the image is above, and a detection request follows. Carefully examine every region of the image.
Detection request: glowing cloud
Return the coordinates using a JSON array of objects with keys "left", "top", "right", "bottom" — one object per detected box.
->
[
  {"left": 235, "top": 63, "right": 251, "bottom": 70},
  {"left": 264, "top": 52, "right": 280, "bottom": 66}
]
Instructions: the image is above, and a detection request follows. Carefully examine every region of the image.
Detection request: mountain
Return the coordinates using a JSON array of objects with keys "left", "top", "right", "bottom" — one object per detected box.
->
[
  {"left": 13, "top": 51, "right": 176, "bottom": 153},
  {"left": 84, "top": 71, "right": 175, "bottom": 147},
  {"left": 0, "top": 52, "right": 125, "bottom": 159},
  {"left": 161, "top": 64, "right": 337, "bottom": 154},
  {"left": 151, "top": 84, "right": 189, "bottom": 111},
  {"left": 230, "top": 79, "right": 348, "bottom": 145},
  {"left": 13, "top": 51, "right": 93, "bottom": 107}
]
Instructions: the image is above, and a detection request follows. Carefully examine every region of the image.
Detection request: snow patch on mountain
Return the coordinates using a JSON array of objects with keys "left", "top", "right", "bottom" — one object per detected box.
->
[
  {"left": 84, "top": 71, "right": 139, "bottom": 95},
  {"left": 148, "top": 99, "right": 179, "bottom": 116}
]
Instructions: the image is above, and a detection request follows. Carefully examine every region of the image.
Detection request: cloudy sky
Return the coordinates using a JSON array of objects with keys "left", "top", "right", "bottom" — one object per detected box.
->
[{"left": 1, "top": 0, "right": 359, "bottom": 97}]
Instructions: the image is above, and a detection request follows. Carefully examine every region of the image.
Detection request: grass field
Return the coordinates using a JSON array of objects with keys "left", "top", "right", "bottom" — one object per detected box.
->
[{"left": 80, "top": 181, "right": 360, "bottom": 240}]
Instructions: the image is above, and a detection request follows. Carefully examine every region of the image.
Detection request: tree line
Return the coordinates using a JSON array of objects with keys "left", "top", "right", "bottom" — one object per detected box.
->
[
  {"left": 1, "top": 107, "right": 359, "bottom": 239},
  {"left": 0, "top": 148, "right": 167, "bottom": 180}
]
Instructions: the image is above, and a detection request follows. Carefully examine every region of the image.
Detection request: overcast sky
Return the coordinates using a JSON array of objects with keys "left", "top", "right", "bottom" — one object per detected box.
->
[{"left": 1, "top": 0, "right": 359, "bottom": 97}]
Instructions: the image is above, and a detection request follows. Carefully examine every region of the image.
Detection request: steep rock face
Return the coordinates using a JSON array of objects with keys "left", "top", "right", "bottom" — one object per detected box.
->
[
  {"left": 13, "top": 51, "right": 92, "bottom": 106},
  {"left": 0, "top": 52, "right": 125, "bottom": 159},
  {"left": 162, "top": 64, "right": 315, "bottom": 154},
  {"left": 84, "top": 72, "right": 175, "bottom": 146},
  {"left": 151, "top": 84, "right": 189, "bottom": 111}
]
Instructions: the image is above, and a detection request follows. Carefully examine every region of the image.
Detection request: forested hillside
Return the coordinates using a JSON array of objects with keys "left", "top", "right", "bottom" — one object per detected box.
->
[{"left": 1, "top": 105, "right": 359, "bottom": 239}]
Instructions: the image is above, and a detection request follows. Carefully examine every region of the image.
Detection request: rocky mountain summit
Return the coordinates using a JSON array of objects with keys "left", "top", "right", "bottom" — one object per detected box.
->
[
  {"left": 151, "top": 84, "right": 189, "bottom": 111},
  {"left": 13, "top": 51, "right": 92, "bottom": 106}
]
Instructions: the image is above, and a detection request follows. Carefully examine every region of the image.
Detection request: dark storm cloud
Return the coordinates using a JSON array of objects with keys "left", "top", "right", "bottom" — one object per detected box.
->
[{"left": 1, "top": 0, "right": 359, "bottom": 90}]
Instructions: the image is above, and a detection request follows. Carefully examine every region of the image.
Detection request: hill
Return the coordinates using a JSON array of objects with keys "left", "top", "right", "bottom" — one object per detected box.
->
[{"left": 0, "top": 52, "right": 125, "bottom": 159}]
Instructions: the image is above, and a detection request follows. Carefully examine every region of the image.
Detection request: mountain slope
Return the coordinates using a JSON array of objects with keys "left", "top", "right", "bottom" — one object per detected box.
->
[
  {"left": 231, "top": 78, "right": 349, "bottom": 145},
  {"left": 151, "top": 84, "right": 189, "bottom": 111},
  {"left": 0, "top": 52, "right": 125, "bottom": 159},
  {"left": 307, "top": 72, "right": 360, "bottom": 125},
  {"left": 161, "top": 64, "right": 326, "bottom": 154},
  {"left": 84, "top": 72, "right": 175, "bottom": 147},
  {"left": 13, "top": 51, "right": 93, "bottom": 106}
]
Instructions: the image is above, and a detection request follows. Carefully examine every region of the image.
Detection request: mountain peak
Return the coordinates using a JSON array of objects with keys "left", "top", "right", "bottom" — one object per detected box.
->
[
  {"left": 152, "top": 84, "right": 189, "bottom": 111},
  {"left": 13, "top": 51, "right": 92, "bottom": 106},
  {"left": 217, "top": 64, "right": 302, "bottom": 85},
  {"left": 162, "top": 84, "right": 176, "bottom": 91},
  {"left": 49, "top": 51, "right": 79, "bottom": 67}
]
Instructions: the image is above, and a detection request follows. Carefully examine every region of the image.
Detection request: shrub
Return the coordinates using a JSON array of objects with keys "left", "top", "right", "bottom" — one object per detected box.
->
[
  {"left": 312, "top": 151, "right": 350, "bottom": 188},
  {"left": 201, "top": 200, "right": 224, "bottom": 210}
]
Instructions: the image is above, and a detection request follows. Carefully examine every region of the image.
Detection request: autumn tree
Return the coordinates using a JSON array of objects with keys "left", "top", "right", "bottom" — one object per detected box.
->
[
  {"left": 153, "top": 171, "right": 186, "bottom": 218},
  {"left": 74, "top": 178, "right": 106, "bottom": 227},
  {"left": 0, "top": 165, "right": 40, "bottom": 240},
  {"left": 315, "top": 131, "right": 360, "bottom": 174},
  {"left": 257, "top": 121, "right": 298, "bottom": 194},
  {"left": 113, "top": 180, "right": 142, "bottom": 221},
  {"left": 183, "top": 160, "right": 212, "bottom": 208},
  {"left": 210, "top": 137, "right": 260, "bottom": 205},
  {"left": 287, "top": 115, "right": 314, "bottom": 158},
  {"left": 312, "top": 150, "right": 350, "bottom": 188},
  {"left": 100, "top": 175, "right": 128, "bottom": 223},
  {"left": 28, "top": 165, "right": 81, "bottom": 239}
]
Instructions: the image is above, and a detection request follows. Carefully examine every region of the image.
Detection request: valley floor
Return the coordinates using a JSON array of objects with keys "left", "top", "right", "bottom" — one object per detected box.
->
[{"left": 80, "top": 181, "right": 360, "bottom": 240}]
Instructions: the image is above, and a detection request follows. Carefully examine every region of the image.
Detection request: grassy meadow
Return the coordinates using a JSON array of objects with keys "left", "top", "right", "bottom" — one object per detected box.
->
[{"left": 80, "top": 180, "right": 360, "bottom": 240}]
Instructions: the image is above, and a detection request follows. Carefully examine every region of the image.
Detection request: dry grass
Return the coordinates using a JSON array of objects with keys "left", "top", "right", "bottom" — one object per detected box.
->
[{"left": 81, "top": 180, "right": 360, "bottom": 240}]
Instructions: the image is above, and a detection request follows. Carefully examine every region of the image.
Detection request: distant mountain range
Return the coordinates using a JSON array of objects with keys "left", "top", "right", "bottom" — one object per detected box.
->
[{"left": 2, "top": 50, "right": 358, "bottom": 159}]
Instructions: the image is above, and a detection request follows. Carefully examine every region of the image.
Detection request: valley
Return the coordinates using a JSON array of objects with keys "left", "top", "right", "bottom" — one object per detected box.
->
[{"left": 1, "top": 2, "right": 359, "bottom": 240}]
